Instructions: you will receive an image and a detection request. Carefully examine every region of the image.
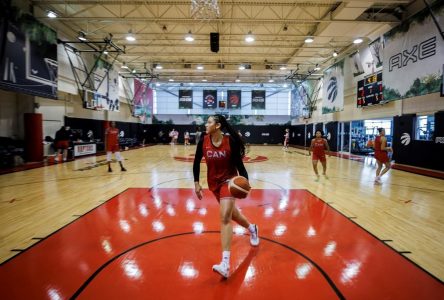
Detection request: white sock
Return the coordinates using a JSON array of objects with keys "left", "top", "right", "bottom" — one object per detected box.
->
[
  {"left": 222, "top": 251, "right": 230, "bottom": 265},
  {"left": 248, "top": 224, "right": 256, "bottom": 234}
]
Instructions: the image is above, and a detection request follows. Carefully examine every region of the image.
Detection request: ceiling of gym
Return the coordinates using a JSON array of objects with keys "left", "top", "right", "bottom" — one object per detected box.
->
[{"left": 31, "top": 0, "right": 413, "bottom": 83}]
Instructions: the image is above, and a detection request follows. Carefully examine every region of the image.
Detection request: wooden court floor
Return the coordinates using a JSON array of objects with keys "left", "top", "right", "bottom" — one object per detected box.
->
[{"left": 0, "top": 145, "right": 443, "bottom": 296}]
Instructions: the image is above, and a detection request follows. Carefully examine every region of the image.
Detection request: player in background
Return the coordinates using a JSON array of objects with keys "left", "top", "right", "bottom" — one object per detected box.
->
[
  {"left": 283, "top": 128, "right": 290, "bottom": 150},
  {"left": 308, "top": 130, "right": 330, "bottom": 181},
  {"left": 374, "top": 128, "right": 392, "bottom": 184},
  {"left": 105, "top": 121, "right": 127, "bottom": 172},
  {"left": 184, "top": 131, "right": 190, "bottom": 146}
]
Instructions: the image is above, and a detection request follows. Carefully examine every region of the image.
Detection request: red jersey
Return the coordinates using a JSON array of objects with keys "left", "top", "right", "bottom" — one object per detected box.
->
[
  {"left": 374, "top": 135, "right": 389, "bottom": 163},
  {"left": 202, "top": 135, "right": 238, "bottom": 192},
  {"left": 106, "top": 127, "right": 119, "bottom": 148},
  {"left": 312, "top": 138, "right": 327, "bottom": 156}
]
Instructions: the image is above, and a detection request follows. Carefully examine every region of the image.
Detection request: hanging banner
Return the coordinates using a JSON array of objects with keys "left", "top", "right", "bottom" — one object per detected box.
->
[
  {"left": 369, "top": 37, "right": 383, "bottom": 68},
  {"left": 95, "top": 60, "right": 119, "bottom": 111},
  {"left": 0, "top": 13, "right": 58, "bottom": 99},
  {"left": 322, "top": 60, "right": 344, "bottom": 114},
  {"left": 349, "top": 51, "right": 365, "bottom": 77},
  {"left": 251, "top": 90, "right": 266, "bottom": 109},
  {"left": 383, "top": 2, "right": 444, "bottom": 101},
  {"left": 203, "top": 90, "right": 217, "bottom": 108},
  {"left": 179, "top": 90, "right": 193, "bottom": 109},
  {"left": 133, "top": 79, "right": 152, "bottom": 122},
  {"left": 290, "top": 82, "right": 312, "bottom": 119},
  {"left": 227, "top": 90, "right": 241, "bottom": 109}
]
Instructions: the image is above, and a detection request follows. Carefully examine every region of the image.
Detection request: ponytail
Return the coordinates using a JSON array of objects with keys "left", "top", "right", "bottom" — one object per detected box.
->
[{"left": 213, "top": 114, "right": 245, "bottom": 157}]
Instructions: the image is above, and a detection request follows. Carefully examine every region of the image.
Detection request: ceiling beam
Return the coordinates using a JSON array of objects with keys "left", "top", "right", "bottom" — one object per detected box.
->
[
  {"left": 32, "top": 0, "right": 410, "bottom": 5},
  {"left": 38, "top": 17, "right": 400, "bottom": 25}
]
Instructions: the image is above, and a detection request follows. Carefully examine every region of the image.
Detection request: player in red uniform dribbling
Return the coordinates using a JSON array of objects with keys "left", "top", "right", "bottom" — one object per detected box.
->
[{"left": 193, "top": 115, "right": 259, "bottom": 279}]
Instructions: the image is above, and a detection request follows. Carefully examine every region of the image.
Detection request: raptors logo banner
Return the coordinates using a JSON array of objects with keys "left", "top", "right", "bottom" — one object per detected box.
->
[
  {"left": 322, "top": 60, "right": 344, "bottom": 114},
  {"left": 227, "top": 90, "right": 242, "bottom": 109},
  {"left": 203, "top": 90, "right": 217, "bottom": 108}
]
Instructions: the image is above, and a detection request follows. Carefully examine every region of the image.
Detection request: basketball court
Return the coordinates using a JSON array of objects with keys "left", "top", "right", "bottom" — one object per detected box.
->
[{"left": 0, "top": 146, "right": 443, "bottom": 299}]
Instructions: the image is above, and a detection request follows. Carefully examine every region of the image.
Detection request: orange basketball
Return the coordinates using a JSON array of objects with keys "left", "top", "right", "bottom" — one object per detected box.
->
[{"left": 228, "top": 176, "right": 251, "bottom": 199}]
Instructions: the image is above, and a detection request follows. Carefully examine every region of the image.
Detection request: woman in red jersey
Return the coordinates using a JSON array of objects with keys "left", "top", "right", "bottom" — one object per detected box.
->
[
  {"left": 105, "top": 121, "right": 127, "bottom": 172},
  {"left": 283, "top": 128, "right": 290, "bottom": 150},
  {"left": 308, "top": 130, "right": 330, "bottom": 181},
  {"left": 374, "top": 128, "right": 392, "bottom": 184},
  {"left": 193, "top": 114, "right": 259, "bottom": 279}
]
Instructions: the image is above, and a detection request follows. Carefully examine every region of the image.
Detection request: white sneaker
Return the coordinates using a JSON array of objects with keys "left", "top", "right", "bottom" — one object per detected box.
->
[
  {"left": 250, "top": 224, "right": 259, "bottom": 246},
  {"left": 212, "top": 262, "right": 229, "bottom": 278}
]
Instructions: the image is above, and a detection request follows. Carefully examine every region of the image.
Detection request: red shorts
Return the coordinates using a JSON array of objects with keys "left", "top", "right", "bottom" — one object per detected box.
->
[
  {"left": 375, "top": 151, "right": 389, "bottom": 163},
  {"left": 211, "top": 182, "right": 233, "bottom": 202},
  {"left": 107, "top": 144, "right": 120, "bottom": 153},
  {"left": 312, "top": 153, "right": 326, "bottom": 162},
  {"left": 56, "top": 140, "right": 69, "bottom": 149}
]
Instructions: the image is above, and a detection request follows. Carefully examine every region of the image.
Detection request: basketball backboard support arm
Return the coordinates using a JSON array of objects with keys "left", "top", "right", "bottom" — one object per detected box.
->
[{"left": 58, "top": 35, "right": 125, "bottom": 101}]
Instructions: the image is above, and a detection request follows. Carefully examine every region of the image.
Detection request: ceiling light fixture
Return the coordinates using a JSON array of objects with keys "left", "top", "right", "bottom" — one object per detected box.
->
[
  {"left": 196, "top": 65, "right": 204, "bottom": 70},
  {"left": 280, "top": 66, "right": 287, "bottom": 70},
  {"left": 353, "top": 38, "right": 363, "bottom": 44},
  {"left": 126, "top": 29, "right": 136, "bottom": 42},
  {"left": 202, "top": 78, "right": 207, "bottom": 82},
  {"left": 185, "top": 30, "right": 194, "bottom": 42},
  {"left": 304, "top": 37, "right": 314, "bottom": 43},
  {"left": 168, "top": 78, "right": 174, "bottom": 82},
  {"left": 314, "top": 64, "right": 320, "bottom": 71},
  {"left": 47, "top": 11, "right": 57, "bottom": 18},
  {"left": 155, "top": 64, "right": 163, "bottom": 69},
  {"left": 121, "top": 62, "right": 129, "bottom": 69},
  {"left": 78, "top": 31, "right": 87, "bottom": 41},
  {"left": 235, "top": 76, "right": 241, "bottom": 82},
  {"left": 268, "top": 77, "right": 274, "bottom": 83},
  {"left": 333, "top": 51, "right": 338, "bottom": 57},
  {"left": 239, "top": 65, "right": 246, "bottom": 70},
  {"left": 245, "top": 31, "right": 255, "bottom": 43}
]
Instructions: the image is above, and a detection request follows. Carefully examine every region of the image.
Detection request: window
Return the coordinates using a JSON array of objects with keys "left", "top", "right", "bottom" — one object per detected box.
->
[
  {"left": 364, "top": 119, "right": 392, "bottom": 136},
  {"left": 416, "top": 115, "right": 434, "bottom": 141}
]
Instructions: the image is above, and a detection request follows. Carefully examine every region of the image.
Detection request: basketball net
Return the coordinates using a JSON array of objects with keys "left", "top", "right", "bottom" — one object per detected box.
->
[{"left": 191, "top": 0, "right": 221, "bottom": 20}]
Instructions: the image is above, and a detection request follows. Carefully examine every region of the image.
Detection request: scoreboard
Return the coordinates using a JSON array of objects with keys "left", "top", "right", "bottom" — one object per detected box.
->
[{"left": 357, "top": 72, "right": 383, "bottom": 107}]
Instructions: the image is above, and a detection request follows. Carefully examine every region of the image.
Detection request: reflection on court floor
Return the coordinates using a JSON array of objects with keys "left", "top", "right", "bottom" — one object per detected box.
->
[{"left": 0, "top": 188, "right": 442, "bottom": 299}]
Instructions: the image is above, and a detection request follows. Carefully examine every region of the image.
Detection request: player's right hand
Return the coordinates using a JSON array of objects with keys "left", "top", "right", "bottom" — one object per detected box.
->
[{"left": 194, "top": 182, "right": 203, "bottom": 200}]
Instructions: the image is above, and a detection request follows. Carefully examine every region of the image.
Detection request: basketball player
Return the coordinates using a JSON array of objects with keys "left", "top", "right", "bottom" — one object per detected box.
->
[
  {"left": 184, "top": 131, "right": 190, "bottom": 146},
  {"left": 308, "top": 130, "right": 330, "bottom": 181},
  {"left": 283, "top": 128, "right": 290, "bottom": 150},
  {"left": 54, "top": 126, "right": 69, "bottom": 162},
  {"left": 193, "top": 114, "right": 259, "bottom": 279},
  {"left": 105, "top": 121, "right": 127, "bottom": 172},
  {"left": 374, "top": 128, "right": 392, "bottom": 184}
]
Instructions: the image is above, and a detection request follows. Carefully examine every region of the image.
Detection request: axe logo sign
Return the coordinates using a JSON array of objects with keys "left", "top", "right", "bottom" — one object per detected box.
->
[{"left": 389, "top": 37, "right": 436, "bottom": 72}]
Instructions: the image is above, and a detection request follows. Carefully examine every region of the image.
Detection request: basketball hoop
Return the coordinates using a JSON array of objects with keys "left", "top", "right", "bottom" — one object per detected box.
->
[{"left": 191, "top": 0, "right": 221, "bottom": 20}]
